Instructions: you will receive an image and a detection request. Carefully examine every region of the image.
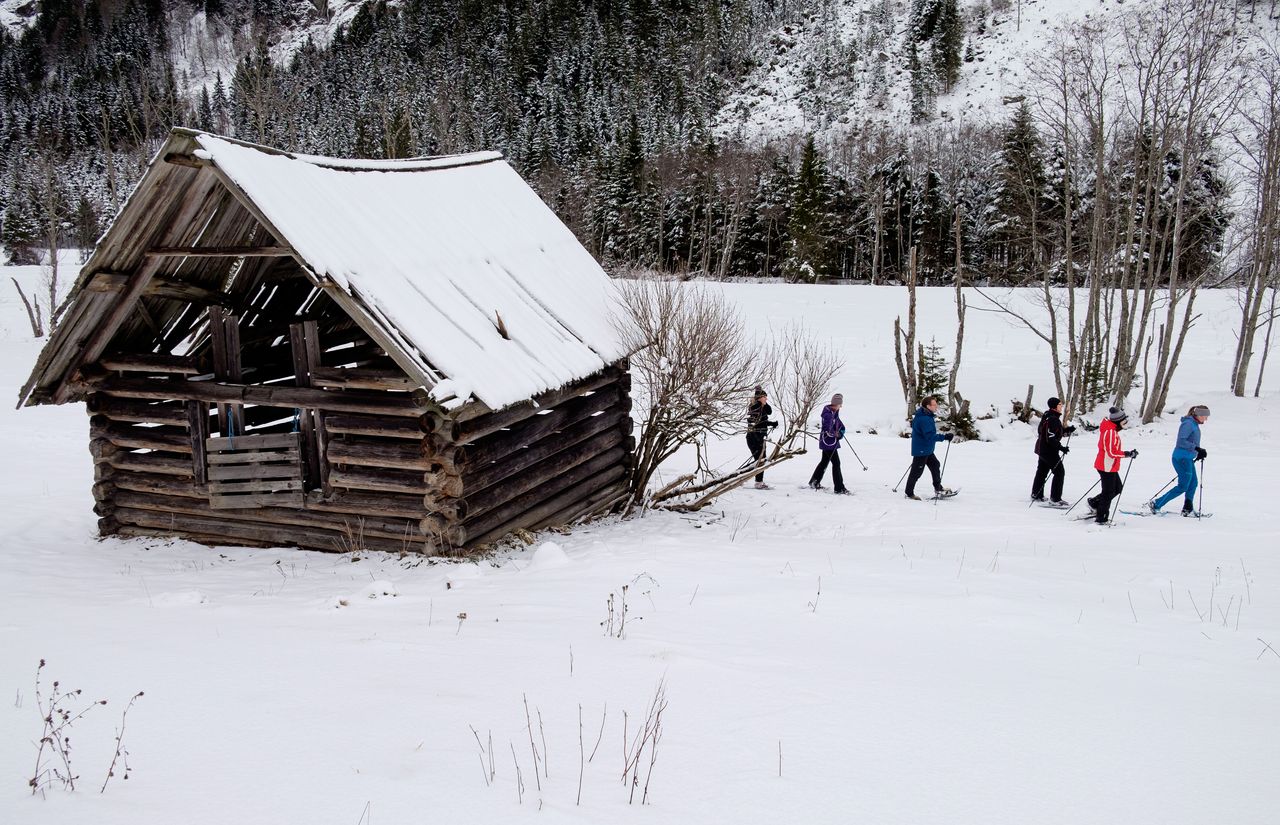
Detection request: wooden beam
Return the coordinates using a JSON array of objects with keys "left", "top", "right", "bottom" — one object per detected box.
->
[
  {"left": 144, "top": 276, "right": 239, "bottom": 307},
  {"left": 86, "top": 272, "right": 130, "bottom": 293},
  {"left": 98, "top": 353, "right": 201, "bottom": 375},
  {"left": 77, "top": 374, "right": 433, "bottom": 417},
  {"left": 146, "top": 246, "right": 295, "bottom": 258},
  {"left": 186, "top": 400, "right": 210, "bottom": 484}
]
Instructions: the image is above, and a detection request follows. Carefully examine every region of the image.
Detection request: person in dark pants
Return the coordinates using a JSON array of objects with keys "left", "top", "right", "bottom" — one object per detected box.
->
[
  {"left": 905, "top": 395, "right": 953, "bottom": 500},
  {"left": 1088, "top": 406, "right": 1137, "bottom": 524},
  {"left": 1031, "top": 396, "right": 1076, "bottom": 505},
  {"left": 1149, "top": 404, "right": 1209, "bottom": 515},
  {"left": 808, "top": 393, "right": 850, "bottom": 495},
  {"left": 745, "top": 386, "right": 778, "bottom": 489}
]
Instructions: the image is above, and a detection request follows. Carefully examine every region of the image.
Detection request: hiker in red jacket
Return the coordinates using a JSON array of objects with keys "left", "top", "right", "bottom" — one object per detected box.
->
[{"left": 1087, "top": 407, "right": 1138, "bottom": 524}]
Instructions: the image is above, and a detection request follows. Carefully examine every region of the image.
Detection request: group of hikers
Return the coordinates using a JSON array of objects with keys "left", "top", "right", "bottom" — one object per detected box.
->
[{"left": 745, "top": 387, "right": 1210, "bottom": 524}]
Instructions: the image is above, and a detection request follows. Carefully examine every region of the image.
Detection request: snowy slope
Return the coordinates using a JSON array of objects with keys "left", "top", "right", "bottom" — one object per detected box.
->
[
  {"left": 717, "top": 0, "right": 1280, "bottom": 141},
  {"left": 1, "top": 260, "right": 1278, "bottom": 823}
]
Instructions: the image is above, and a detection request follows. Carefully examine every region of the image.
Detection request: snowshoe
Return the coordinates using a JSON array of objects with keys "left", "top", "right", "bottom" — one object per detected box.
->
[
  {"left": 754, "top": 482, "right": 772, "bottom": 490},
  {"left": 932, "top": 488, "right": 959, "bottom": 500},
  {"left": 1039, "top": 500, "right": 1070, "bottom": 509},
  {"left": 905, "top": 493, "right": 923, "bottom": 501},
  {"left": 833, "top": 489, "right": 852, "bottom": 496}
]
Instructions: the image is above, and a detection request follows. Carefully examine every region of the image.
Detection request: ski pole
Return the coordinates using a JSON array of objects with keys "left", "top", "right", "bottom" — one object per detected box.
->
[
  {"left": 1196, "top": 457, "right": 1205, "bottom": 518},
  {"left": 891, "top": 462, "right": 911, "bottom": 493},
  {"left": 1148, "top": 475, "right": 1178, "bottom": 503},
  {"left": 1108, "top": 455, "right": 1136, "bottom": 525},
  {"left": 934, "top": 438, "right": 953, "bottom": 506},
  {"left": 842, "top": 436, "right": 868, "bottom": 471},
  {"left": 1064, "top": 479, "right": 1101, "bottom": 516}
]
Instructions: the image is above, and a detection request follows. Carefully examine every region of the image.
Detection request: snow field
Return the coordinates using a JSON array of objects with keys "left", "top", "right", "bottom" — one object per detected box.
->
[{"left": 0, "top": 265, "right": 1277, "bottom": 823}]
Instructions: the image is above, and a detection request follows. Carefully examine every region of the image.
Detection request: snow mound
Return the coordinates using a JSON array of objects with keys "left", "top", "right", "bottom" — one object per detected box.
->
[{"left": 527, "top": 542, "right": 571, "bottom": 569}]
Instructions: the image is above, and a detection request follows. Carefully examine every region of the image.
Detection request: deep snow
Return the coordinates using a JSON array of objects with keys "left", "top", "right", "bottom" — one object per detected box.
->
[{"left": 1, "top": 261, "right": 1277, "bottom": 824}]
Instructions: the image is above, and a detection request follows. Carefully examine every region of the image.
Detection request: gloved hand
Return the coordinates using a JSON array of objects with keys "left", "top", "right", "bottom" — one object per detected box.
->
[
  {"left": 769, "top": 420, "right": 779, "bottom": 430},
  {"left": 1125, "top": 449, "right": 1138, "bottom": 458},
  {"left": 839, "top": 426, "right": 846, "bottom": 437},
  {"left": 944, "top": 433, "right": 955, "bottom": 441},
  {"left": 1061, "top": 446, "right": 1070, "bottom": 454},
  {"left": 1196, "top": 447, "right": 1207, "bottom": 460},
  {"left": 1064, "top": 425, "right": 1077, "bottom": 435}
]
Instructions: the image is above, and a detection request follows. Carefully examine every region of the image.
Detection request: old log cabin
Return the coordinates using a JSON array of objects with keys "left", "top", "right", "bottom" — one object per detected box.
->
[{"left": 18, "top": 129, "right": 634, "bottom": 554}]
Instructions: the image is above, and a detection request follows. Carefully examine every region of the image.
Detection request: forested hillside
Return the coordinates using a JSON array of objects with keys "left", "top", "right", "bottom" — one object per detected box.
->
[{"left": 0, "top": 0, "right": 1276, "bottom": 304}]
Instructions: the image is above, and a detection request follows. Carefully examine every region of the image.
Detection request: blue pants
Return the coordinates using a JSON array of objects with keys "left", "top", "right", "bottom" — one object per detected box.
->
[{"left": 1154, "top": 451, "right": 1198, "bottom": 511}]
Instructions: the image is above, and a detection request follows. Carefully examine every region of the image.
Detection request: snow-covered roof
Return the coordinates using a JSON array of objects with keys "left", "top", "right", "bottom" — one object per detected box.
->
[
  {"left": 195, "top": 134, "right": 625, "bottom": 410},
  {"left": 18, "top": 130, "right": 625, "bottom": 411}
]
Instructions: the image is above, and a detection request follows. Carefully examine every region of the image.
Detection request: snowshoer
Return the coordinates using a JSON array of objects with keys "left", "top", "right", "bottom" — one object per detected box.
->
[
  {"left": 1031, "top": 397, "right": 1075, "bottom": 505},
  {"left": 1088, "top": 407, "right": 1137, "bottom": 524},
  {"left": 904, "top": 395, "right": 953, "bottom": 500},
  {"left": 808, "top": 393, "right": 850, "bottom": 495},
  {"left": 1148, "top": 405, "right": 1209, "bottom": 516},
  {"left": 746, "top": 386, "right": 778, "bottom": 489}
]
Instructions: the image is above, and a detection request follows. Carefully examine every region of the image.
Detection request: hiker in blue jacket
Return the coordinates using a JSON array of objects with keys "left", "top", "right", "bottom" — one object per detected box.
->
[
  {"left": 904, "top": 395, "right": 953, "bottom": 500},
  {"left": 808, "top": 393, "right": 850, "bottom": 495},
  {"left": 1148, "top": 405, "right": 1209, "bottom": 515}
]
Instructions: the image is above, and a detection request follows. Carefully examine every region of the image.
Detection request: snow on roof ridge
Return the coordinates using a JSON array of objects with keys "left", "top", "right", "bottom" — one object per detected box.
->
[{"left": 186, "top": 130, "right": 502, "bottom": 173}]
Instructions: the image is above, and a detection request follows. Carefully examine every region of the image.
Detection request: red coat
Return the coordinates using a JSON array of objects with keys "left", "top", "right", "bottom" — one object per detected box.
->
[{"left": 1094, "top": 418, "right": 1125, "bottom": 473}]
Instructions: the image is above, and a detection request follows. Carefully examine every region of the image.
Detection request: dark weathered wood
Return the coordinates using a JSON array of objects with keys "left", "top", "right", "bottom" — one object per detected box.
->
[
  {"left": 212, "top": 478, "right": 303, "bottom": 495},
  {"left": 324, "top": 413, "right": 430, "bottom": 439},
  {"left": 98, "top": 353, "right": 201, "bottom": 374},
  {"left": 422, "top": 497, "right": 467, "bottom": 522},
  {"left": 108, "top": 451, "right": 196, "bottom": 477},
  {"left": 463, "top": 410, "right": 630, "bottom": 494},
  {"left": 534, "top": 481, "right": 629, "bottom": 532},
  {"left": 81, "top": 376, "right": 432, "bottom": 417},
  {"left": 86, "top": 272, "right": 130, "bottom": 293},
  {"left": 209, "top": 492, "right": 304, "bottom": 509},
  {"left": 87, "top": 394, "right": 190, "bottom": 425},
  {"left": 431, "top": 390, "right": 626, "bottom": 470},
  {"left": 304, "top": 489, "right": 428, "bottom": 521},
  {"left": 436, "top": 367, "right": 625, "bottom": 441},
  {"left": 465, "top": 463, "right": 629, "bottom": 548},
  {"left": 209, "top": 307, "right": 244, "bottom": 435},
  {"left": 328, "top": 465, "right": 428, "bottom": 496},
  {"left": 207, "top": 432, "right": 301, "bottom": 452},
  {"left": 113, "top": 508, "right": 438, "bottom": 554},
  {"left": 207, "top": 448, "right": 301, "bottom": 465},
  {"left": 326, "top": 438, "right": 430, "bottom": 471},
  {"left": 186, "top": 400, "right": 210, "bottom": 483},
  {"left": 111, "top": 471, "right": 206, "bottom": 499},
  {"left": 460, "top": 434, "right": 627, "bottom": 523},
  {"left": 421, "top": 471, "right": 464, "bottom": 498},
  {"left": 146, "top": 245, "right": 294, "bottom": 258},
  {"left": 453, "top": 447, "right": 629, "bottom": 542},
  {"left": 111, "top": 489, "right": 424, "bottom": 541},
  {"left": 289, "top": 321, "right": 323, "bottom": 490},
  {"left": 310, "top": 366, "right": 418, "bottom": 391},
  {"left": 90, "top": 417, "right": 193, "bottom": 453},
  {"left": 50, "top": 168, "right": 225, "bottom": 405},
  {"left": 144, "top": 277, "right": 239, "bottom": 308}
]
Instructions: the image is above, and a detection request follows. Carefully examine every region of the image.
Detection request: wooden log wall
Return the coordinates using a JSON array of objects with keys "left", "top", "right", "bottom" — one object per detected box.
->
[{"left": 84, "top": 356, "right": 633, "bottom": 554}]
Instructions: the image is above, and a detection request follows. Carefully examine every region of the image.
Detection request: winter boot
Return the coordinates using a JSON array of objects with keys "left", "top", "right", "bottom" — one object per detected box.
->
[
  {"left": 834, "top": 488, "right": 852, "bottom": 496},
  {"left": 1182, "top": 500, "right": 1195, "bottom": 517},
  {"left": 808, "top": 481, "right": 824, "bottom": 490},
  {"left": 1146, "top": 500, "right": 1160, "bottom": 515},
  {"left": 754, "top": 482, "right": 771, "bottom": 490},
  {"left": 1030, "top": 494, "right": 1046, "bottom": 503}
]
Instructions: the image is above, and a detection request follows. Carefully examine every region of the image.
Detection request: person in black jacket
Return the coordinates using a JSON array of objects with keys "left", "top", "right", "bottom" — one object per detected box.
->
[
  {"left": 1031, "top": 397, "right": 1075, "bottom": 505},
  {"left": 746, "top": 386, "right": 778, "bottom": 489}
]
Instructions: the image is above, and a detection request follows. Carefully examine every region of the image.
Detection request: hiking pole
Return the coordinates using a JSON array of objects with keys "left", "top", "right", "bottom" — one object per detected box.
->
[
  {"left": 1064, "top": 479, "right": 1101, "bottom": 516},
  {"left": 842, "top": 436, "right": 869, "bottom": 471},
  {"left": 1197, "top": 457, "right": 1205, "bottom": 518},
  {"left": 1108, "top": 455, "right": 1137, "bottom": 525},
  {"left": 891, "top": 463, "right": 912, "bottom": 493},
  {"left": 934, "top": 438, "right": 953, "bottom": 506},
  {"left": 1148, "top": 475, "right": 1178, "bottom": 503}
]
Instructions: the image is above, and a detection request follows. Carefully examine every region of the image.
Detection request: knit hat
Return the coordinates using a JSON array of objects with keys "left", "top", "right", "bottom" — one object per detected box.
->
[
  {"left": 831, "top": 393, "right": 844, "bottom": 406},
  {"left": 753, "top": 385, "right": 767, "bottom": 399},
  {"left": 1108, "top": 406, "right": 1128, "bottom": 424},
  {"left": 1191, "top": 405, "right": 1210, "bottom": 418},
  {"left": 1047, "top": 397, "right": 1061, "bottom": 410}
]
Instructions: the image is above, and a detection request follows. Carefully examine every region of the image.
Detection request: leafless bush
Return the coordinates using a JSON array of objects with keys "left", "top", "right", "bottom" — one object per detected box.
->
[
  {"left": 615, "top": 278, "right": 763, "bottom": 507},
  {"left": 616, "top": 278, "right": 840, "bottom": 511}
]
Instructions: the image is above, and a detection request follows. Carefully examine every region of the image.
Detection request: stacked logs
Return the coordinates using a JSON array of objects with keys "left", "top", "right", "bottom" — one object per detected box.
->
[
  {"left": 87, "top": 361, "right": 633, "bottom": 554},
  {"left": 325, "top": 364, "right": 634, "bottom": 547}
]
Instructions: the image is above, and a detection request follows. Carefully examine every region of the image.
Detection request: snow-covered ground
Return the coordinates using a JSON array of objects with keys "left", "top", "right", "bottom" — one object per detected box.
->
[{"left": 1, "top": 261, "right": 1278, "bottom": 823}]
